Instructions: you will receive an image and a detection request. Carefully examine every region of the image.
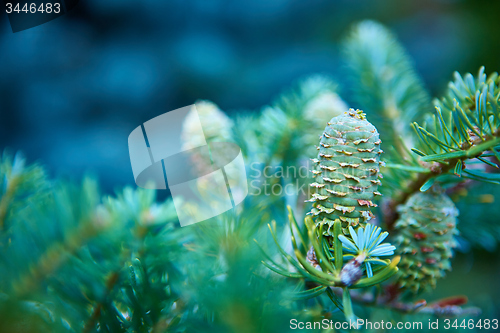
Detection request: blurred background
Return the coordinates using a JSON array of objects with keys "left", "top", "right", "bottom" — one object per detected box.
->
[{"left": 1, "top": 0, "right": 500, "bottom": 192}]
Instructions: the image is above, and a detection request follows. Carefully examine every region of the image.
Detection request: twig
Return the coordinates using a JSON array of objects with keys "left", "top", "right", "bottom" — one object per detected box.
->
[
  {"left": 328, "top": 287, "right": 481, "bottom": 317},
  {"left": 0, "top": 175, "right": 20, "bottom": 231},
  {"left": 13, "top": 219, "right": 104, "bottom": 297},
  {"left": 83, "top": 272, "right": 120, "bottom": 333},
  {"left": 385, "top": 162, "right": 454, "bottom": 230}
]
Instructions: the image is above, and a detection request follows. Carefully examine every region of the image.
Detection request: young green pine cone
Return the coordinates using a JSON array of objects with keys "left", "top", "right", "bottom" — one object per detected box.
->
[
  {"left": 308, "top": 109, "right": 383, "bottom": 235},
  {"left": 393, "top": 190, "right": 459, "bottom": 294}
]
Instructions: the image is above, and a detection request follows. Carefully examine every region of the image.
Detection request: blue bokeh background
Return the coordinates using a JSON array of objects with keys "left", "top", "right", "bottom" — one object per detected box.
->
[{"left": 1, "top": 0, "right": 499, "bottom": 192}]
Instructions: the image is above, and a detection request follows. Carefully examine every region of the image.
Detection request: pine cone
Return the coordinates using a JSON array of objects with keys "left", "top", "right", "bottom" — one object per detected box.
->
[
  {"left": 308, "top": 109, "right": 383, "bottom": 235},
  {"left": 393, "top": 190, "right": 459, "bottom": 294}
]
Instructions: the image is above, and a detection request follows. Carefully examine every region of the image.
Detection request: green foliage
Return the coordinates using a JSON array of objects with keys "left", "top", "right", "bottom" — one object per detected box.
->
[
  {"left": 0, "top": 153, "right": 297, "bottom": 332},
  {"left": 384, "top": 68, "right": 500, "bottom": 230},
  {"left": 261, "top": 112, "right": 400, "bottom": 321},
  {"left": 412, "top": 68, "right": 500, "bottom": 183},
  {"left": 3, "top": 20, "right": 500, "bottom": 332},
  {"left": 230, "top": 75, "right": 348, "bottom": 220},
  {"left": 261, "top": 207, "right": 399, "bottom": 321},
  {"left": 0, "top": 162, "right": 188, "bottom": 332},
  {"left": 234, "top": 75, "right": 346, "bottom": 166},
  {"left": 0, "top": 152, "right": 50, "bottom": 233}
]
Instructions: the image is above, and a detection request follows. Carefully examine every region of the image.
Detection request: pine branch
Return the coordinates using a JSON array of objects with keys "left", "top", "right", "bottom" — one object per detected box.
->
[
  {"left": 385, "top": 68, "right": 500, "bottom": 229},
  {"left": 342, "top": 20, "right": 432, "bottom": 157},
  {"left": 83, "top": 271, "right": 120, "bottom": 333},
  {"left": 328, "top": 287, "right": 481, "bottom": 317},
  {"left": 83, "top": 188, "right": 184, "bottom": 332},
  {"left": 0, "top": 174, "right": 19, "bottom": 230},
  {"left": 13, "top": 214, "right": 108, "bottom": 298},
  {"left": 0, "top": 152, "right": 49, "bottom": 232},
  {"left": 385, "top": 163, "right": 454, "bottom": 229},
  {"left": 258, "top": 74, "right": 346, "bottom": 166},
  {"left": 262, "top": 206, "right": 400, "bottom": 321},
  {"left": 233, "top": 75, "right": 347, "bottom": 213}
]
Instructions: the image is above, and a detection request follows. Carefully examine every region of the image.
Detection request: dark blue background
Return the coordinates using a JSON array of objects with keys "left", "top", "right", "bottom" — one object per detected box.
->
[{"left": 1, "top": 0, "right": 499, "bottom": 191}]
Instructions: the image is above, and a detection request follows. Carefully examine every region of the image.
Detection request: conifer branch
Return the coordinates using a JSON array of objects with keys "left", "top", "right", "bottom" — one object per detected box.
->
[
  {"left": 385, "top": 163, "right": 454, "bottom": 229},
  {"left": 13, "top": 216, "right": 107, "bottom": 298},
  {"left": 385, "top": 68, "right": 500, "bottom": 229},
  {"left": 83, "top": 271, "right": 120, "bottom": 333},
  {"left": 2, "top": 21, "right": 500, "bottom": 331},
  {"left": 0, "top": 152, "right": 48, "bottom": 232},
  {"left": 343, "top": 20, "right": 432, "bottom": 157},
  {"left": 328, "top": 287, "right": 481, "bottom": 317},
  {"left": 0, "top": 175, "right": 19, "bottom": 231}
]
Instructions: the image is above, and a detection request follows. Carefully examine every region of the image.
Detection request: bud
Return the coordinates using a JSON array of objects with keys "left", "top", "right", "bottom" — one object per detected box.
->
[{"left": 339, "top": 254, "right": 366, "bottom": 286}]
